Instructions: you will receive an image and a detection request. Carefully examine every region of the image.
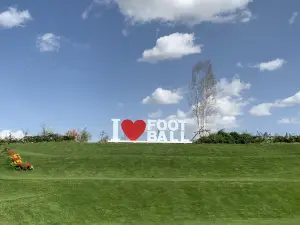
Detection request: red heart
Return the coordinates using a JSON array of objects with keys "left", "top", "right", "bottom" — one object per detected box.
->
[{"left": 121, "top": 119, "right": 146, "bottom": 141}]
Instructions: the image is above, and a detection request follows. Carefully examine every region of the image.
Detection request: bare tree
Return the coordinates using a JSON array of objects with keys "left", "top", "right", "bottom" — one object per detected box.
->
[
  {"left": 40, "top": 124, "right": 54, "bottom": 136},
  {"left": 188, "top": 60, "right": 218, "bottom": 141},
  {"left": 21, "top": 128, "right": 29, "bottom": 137}
]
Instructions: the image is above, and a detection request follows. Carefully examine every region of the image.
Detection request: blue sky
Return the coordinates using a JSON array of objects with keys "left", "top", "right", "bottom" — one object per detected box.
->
[{"left": 0, "top": 0, "right": 300, "bottom": 141}]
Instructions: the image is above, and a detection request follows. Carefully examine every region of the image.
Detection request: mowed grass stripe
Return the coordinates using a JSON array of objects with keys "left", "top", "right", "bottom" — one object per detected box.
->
[
  {"left": 2, "top": 153, "right": 299, "bottom": 179},
  {"left": 2, "top": 176, "right": 300, "bottom": 182},
  {"left": 1, "top": 178, "right": 300, "bottom": 224},
  {"left": 8, "top": 142, "right": 300, "bottom": 156},
  {"left": 16, "top": 151, "right": 300, "bottom": 159}
]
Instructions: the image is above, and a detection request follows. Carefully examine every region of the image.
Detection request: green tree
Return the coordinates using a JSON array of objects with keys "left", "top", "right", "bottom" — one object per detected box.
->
[{"left": 77, "top": 128, "right": 92, "bottom": 142}]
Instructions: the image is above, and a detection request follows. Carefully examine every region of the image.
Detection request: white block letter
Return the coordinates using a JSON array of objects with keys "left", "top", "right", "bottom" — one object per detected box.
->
[
  {"left": 147, "top": 120, "right": 156, "bottom": 131},
  {"left": 178, "top": 120, "right": 186, "bottom": 131},
  {"left": 147, "top": 130, "right": 157, "bottom": 142},
  {"left": 180, "top": 131, "right": 190, "bottom": 143},
  {"left": 169, "top": 131, "right": 178, "bottom": 142},
  {"left": 167, "top": 120, "right": 179, "bottom": 132},
  {"left": 157, "top": 119, "right": 167, "bottom": 131},
  {"left": 157, "top": 131, "right": 167, "bottom": 142},
  {"left": 111, "top": 119, "right": 120, "bottom": 142}
]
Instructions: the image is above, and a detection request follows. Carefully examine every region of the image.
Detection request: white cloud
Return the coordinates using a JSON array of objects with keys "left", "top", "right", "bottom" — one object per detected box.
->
[
  {"left": 278, "top": 117, "right": 300, "bottom": 124},
  {"left": 240, "top": 10, "right": 253, "bottom": 23},
  {"left": 249, "top": 103, "right": 273, "bottom": 116},
  {"left": 164, "top": 77, "right": 251, "bottom": 139},
  {"left": 217, "top": 77, "right": 251, "bottom": 97},
  {"left": 0, "top": 130, "right": 25, "bottom": 139},
  {"left": 82, "top": 0, "right": 110, "bottom": 20},
  {"left": 289, "top": 12, "right": 298, "bottom": 24},
  {"left": 36, "top": 33, "right": 60, "bottom": 52},
  {"left": 236, "top": 62, "right": 243, "bottom": 68},
  {"left": 166, "top": 109, "right": 189, "bottom": 121},
  {"left": 82, "top": 2, "right": 95, "bottom": 20},
  {"left": 214, "top": 77, "right": 251, "bottom": 118},
  {"left": 249, "top": 91, "right": 300, "bottom": 116},
  {"left": 274, "top": 91, "right": 300, "bottom": 108},
  {"left": 148, "top": 109, "right": 163, "bottom": 118},
  {"left": 253, "top": 58, "right": 286, "bottom": 71},
  {"left": 217, "top": 96, "right": 249, "bottom": 117},
  {"left": 142, "top": 88, "right": 183, "bottom": 104},
  {"left": 0, "top": 7, "right": 32, "bottom": 28},
  {"left": 102, "top": 0, "right": 254, "bottom": 25},
  {"left": 138, "top": 33, "right": 202, "bottom": 63}
]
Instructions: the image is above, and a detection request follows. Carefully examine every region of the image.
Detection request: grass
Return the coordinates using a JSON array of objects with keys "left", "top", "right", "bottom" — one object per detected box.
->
[{"left": 1, "top": 142, "right": 300, "bottom": 225}]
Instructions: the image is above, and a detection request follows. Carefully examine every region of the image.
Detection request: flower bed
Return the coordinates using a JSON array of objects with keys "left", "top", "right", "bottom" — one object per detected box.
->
[{"left": 5, "top": 148, "right": 34, "bottom": 171}]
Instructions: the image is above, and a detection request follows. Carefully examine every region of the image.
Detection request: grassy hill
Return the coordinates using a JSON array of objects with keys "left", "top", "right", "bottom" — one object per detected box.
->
[{"left": 1, "top": 142, "right": 300, "bottom": 225}]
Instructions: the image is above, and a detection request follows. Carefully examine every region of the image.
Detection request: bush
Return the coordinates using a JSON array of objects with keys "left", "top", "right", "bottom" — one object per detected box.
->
[
  {"left": 0, "top": 127, "right": 76, "bottom": 144},
  {"left": 77, "top": 128, "right": 92, "bottom": 142},
  {"left": 195, "top": 130, "right": 300, "bottom": 144},
  {"left": 0, "top": 134, "right": 75, "bottom": 144},
  {"left": 65, "top": 129, "right": 78, "bottom": 140},
  {"left": 98, "top": 131, "right": 109, "bottom": 144}
]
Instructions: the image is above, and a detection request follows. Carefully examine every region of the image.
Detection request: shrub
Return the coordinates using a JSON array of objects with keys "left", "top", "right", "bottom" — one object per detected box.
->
[
  {"left": 77, "top": 128, "right": 92, "bottom": 142},
  {"left": 0, "top": 127, "right": 81, "bottom": 144},
  {"left": 65, "top": 129, "right": 78, "bottom": 140},
  {"left": 217, "top": 129, "right": 235, "bottom": 143},
  {"left": 98, "top": 131, "right": 109, "bottom": 144},
  {"left": 22, "top": 133, "right": 74, "bottom": 143},
  {"left": 0, "top": 133, "right": 75, "bottom": 144},
  {"left": 195, "top": 130, "right": 300, "bottom": 144}
]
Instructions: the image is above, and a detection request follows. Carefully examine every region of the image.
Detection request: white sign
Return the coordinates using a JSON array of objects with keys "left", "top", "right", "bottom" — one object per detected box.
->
[{"left": 110, "top": 119, "right": 191, "bottom": 143}]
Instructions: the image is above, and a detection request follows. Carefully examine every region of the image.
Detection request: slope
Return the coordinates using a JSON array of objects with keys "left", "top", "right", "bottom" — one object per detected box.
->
[{"left": 1, "top": 142, "right": 300, "bottom": 225}]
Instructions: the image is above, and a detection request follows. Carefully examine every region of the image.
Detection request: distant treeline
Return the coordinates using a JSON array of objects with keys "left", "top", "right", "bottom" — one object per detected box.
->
[{"left": 1, "top": 128, "right": 300, "bottom": 144}]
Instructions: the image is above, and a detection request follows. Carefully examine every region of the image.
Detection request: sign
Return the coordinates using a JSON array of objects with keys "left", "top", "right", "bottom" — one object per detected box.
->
[{"left": 110, "top": 119, "right": 191, "bottom": 143}]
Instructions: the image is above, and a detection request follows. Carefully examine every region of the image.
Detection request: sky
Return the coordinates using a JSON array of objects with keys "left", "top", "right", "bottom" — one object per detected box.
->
[{"left": 0, "top": 0, "right": 300, "bottom": 141}]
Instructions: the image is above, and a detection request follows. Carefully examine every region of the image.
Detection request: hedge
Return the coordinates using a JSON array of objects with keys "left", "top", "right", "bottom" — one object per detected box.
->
[
  {"left": 195, "top": 130, "right": 300, "bottom": 144},
  {"left": 0, "top": 133, "right": 75, "bottom": 144}
]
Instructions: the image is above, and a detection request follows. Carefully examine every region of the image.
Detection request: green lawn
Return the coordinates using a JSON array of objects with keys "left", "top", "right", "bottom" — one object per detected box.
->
[{"left": 1, "top": 142, "right": 300, "bottom": 225}]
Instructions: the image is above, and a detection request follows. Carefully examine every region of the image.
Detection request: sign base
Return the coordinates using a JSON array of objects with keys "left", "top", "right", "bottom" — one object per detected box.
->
[{"left": 108, "top": 140, "right": 192, "bottom": 144}]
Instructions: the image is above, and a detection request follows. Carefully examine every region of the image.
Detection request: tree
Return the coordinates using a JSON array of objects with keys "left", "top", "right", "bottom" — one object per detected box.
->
[
  {"left": 21, "top": 128, "right": 29, "bottom": 137},
  {"left": 77, "top": 128, "right": 92, "bottom": 142},
  {"left": 188, "top": 60, "right": 218, "bottom": 141},
  {"left": 40, "top": 124, "right": 53, "bottom": 136}
]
